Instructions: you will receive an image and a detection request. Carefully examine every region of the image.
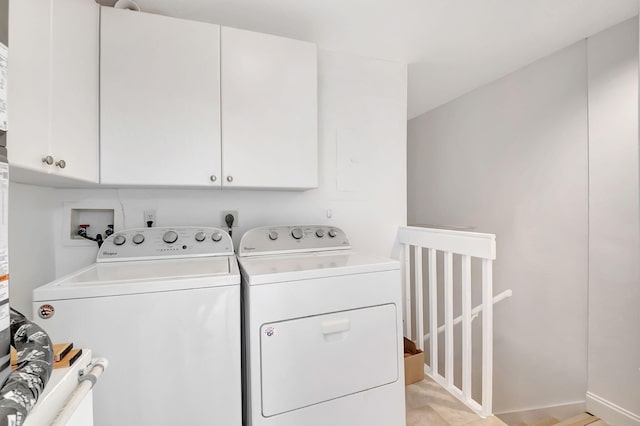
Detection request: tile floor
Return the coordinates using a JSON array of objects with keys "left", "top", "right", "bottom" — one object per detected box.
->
[{"left": 405, "top": 376, "right": 507, "bottom": 426}]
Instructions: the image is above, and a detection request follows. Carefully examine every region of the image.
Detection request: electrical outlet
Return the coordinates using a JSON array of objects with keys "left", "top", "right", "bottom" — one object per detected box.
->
[
  {"left": 143, "top": 210, "right": 156, "bottom": 227},
  {"left": 222, "top": 210, "right": 239, "bottom": 228}
]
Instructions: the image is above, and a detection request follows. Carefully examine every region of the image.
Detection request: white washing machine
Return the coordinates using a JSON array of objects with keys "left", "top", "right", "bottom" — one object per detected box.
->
[
  {"left": 238, "top": 225, "right": 406, "bottom": 426},
  {"left": 33, "top": 227, "right": 241, "bottom": 426}
]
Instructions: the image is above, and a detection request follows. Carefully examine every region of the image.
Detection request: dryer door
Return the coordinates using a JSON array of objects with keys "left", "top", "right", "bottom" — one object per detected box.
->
[{"left": 260, "top": 303, "right": 399, "bottom": 417}]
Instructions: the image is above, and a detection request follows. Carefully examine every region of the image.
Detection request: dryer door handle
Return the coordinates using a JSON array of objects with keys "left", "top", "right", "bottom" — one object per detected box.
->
[{"left": 321, "top": 318, "right": 350, "bottom": 335}]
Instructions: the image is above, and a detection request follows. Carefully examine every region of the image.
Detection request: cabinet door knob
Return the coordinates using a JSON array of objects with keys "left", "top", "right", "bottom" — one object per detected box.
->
[
  {"left": 210, "top": 175, "right": 217, "bottom": 182},
  {"left": 41, "top": 155, "right": 54, "bottom": 165},
  {"left": 55, "top": 159, "right": 66, "bottom": 169},
  {"left": 226, "top": 176, "right": 233, "bottom": 183}
]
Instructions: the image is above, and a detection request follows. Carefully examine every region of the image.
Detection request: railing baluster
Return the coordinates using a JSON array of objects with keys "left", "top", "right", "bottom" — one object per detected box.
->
[
  {"left": 404, "top": 244, "right": 412, "bottom": 339},
  {"left": 414, "top": 247, "right": 424, "bottom": 351},
  {"left": 482, "top": 258, "right": 493, "bottom": 416},
  {"left": 397, "top": 226, "right": 498, "bottom": 418},
  {"left": 444, "top": 251, "right": 454, "bottom": 387},
  {"left": 428, "top": 248, "right": 438, "bottom": 376},
  {"left": 461, "top": 255, "right": 472, "bottom": 400}
]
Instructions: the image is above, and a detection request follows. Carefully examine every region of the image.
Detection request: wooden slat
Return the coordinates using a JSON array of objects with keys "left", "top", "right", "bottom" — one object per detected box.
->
[
  {"left": 481, "top": 258, "right": 493, "bottom": 416},
  {"left": 414, "top": 247, "right": 424, "bottom": 351},
  {"left": 428, "top": 248, "right": 438, "bottom": 375},
  {"left": 404, "top": 244, "right": 412, "bottom": 339},
  {"left": 444, "top": 251, "right": 454, "bottom": 387},
  {"left": 461, "top": 254, "right": 472, "bottom": 400}
]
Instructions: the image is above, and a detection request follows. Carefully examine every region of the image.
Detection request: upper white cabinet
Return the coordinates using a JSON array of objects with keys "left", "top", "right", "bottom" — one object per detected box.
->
[
  {"left": 100, "top": 8, "right": 222, "bottom": 187},
  {"left": 8, "top": 0, "right": 99, "bottom": 182},
  {"left": 221, "top": 27, "right": 318, "bottom": 189},
  {"left": 9, "top": 4, "right": 317, "bottom": 189},
  {"left": 101, "top": 16, "right": 318, "bottom": 190}
]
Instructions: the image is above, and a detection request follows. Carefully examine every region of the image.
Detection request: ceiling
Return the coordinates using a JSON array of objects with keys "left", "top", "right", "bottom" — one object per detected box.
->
[{"left": 100, "top": 0, "right": 639, "bottom": 119}]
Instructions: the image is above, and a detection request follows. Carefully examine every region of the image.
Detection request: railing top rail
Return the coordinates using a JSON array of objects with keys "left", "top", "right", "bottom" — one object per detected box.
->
[{"left": 398, "top": 226, "right": 496, "bottom": 260}]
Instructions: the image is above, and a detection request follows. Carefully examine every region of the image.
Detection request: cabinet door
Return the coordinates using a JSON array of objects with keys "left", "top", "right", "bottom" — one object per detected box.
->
[
  {"left": 100, "top": 8, "right": 221, "bottom": 187},
  {"left": 49, "top": 0, "right": 99, "bottom": 181},
  {"left": 7, "top": 0, "right": 51, "bottom": 173},
  {"left": 8, "top": 0, "right": 99, "bottom": 182},
  {"left": 221, "top": 27, "right": 318, "bottom": 189}
]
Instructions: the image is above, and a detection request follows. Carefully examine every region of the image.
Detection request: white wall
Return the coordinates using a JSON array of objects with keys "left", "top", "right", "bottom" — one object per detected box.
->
[
  {"left": 8, "top": 183, "right": 57, "bottom": 316},
  {"left": 8, "top": 48, "right": 408, "bottom": 317},
  {"left": 408, "top": 42, "right": 590, "bottom": 413},
  {"left": 586, "top": 19, "right": 640, "bottom": 426}
]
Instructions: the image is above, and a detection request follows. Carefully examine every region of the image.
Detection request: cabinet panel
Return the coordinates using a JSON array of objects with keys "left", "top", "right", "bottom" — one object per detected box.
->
[
  {"left": 100, "top": 8, "right": 221, "bottom": 187},
  {"left": 221, "top": 27, "right": 318, "bottom": 189},
  {"left": 7, "top": 0, "right": 51, "bottom": 172},
  {"left": 50, "top": 0, "right": 99, "bottom": 181},
  {"left": 8, "top": 0, "right": 99, "bottom": 182}
]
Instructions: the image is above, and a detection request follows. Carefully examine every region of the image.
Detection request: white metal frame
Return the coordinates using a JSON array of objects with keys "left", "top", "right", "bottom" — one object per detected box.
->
[{"left": 398, "top": 226, "right": 507, "bottom": 417}]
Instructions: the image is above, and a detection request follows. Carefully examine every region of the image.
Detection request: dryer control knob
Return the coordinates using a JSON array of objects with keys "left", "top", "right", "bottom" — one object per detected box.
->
[
  {"left": 211, "top": 232, "right": 222, "bottom": 242},
  {"left": 291, "top": 228, "right": 303, "bottom": 240},
  {"left": 195, "top": 232, "right": 206, "bottom": 242},
  {"left": 163, "top": 231, "right": 178, "bottom": 244},
  {"left": 132, "top": 234, "right": 145, "bottom": 245},
  {"left": 268, "top": 231, "right": 279, "bottom": 241},
  {"left": 113, "top": 235, "right": 126, "bottom": 246},
  {"left": 328, "top": 229, "right": 337, "bottom": 238},
  {"left": 315, "top": 229, "right": 325, "bottom": 238}
]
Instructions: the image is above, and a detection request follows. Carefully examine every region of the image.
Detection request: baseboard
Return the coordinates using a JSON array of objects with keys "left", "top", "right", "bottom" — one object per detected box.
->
[
  {"left": 495, "top": 401, "right": 586, "bottom": 425},
  {"left": 586, "top": 392, "right": 640, "bottom": 426}
]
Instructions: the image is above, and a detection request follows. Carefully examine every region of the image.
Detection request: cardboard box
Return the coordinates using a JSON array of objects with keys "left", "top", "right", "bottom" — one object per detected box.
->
[{"left": 404, "top": 350, "right": 425, "bottom": 385}]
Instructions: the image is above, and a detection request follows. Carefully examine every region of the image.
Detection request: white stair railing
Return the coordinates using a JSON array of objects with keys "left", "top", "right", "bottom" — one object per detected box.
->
[{"left": 398, "top": 226, "right": 507, "bottom": 417}]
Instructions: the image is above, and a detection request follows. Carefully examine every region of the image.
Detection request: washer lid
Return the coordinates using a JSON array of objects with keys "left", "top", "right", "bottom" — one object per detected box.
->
[
  {"left": 33, "top": 256, "right": 239, "bottom": 301},
  {"left": 238, "top": 251, "right": 399, "bottom": 285}
]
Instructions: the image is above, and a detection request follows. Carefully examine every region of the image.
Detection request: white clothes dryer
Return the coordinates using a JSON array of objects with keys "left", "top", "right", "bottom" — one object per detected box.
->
[
  {"left": 33, "top": 227, "right": 241, "bottom": 426},
  {"left": 238, "top": 225, "right": 406, "bottom": 426}
]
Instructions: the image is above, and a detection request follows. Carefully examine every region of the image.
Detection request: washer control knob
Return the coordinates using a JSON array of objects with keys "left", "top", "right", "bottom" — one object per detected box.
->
[
  {"left": 163, "top": 231, "right": 179, "bottom": 244},
  {"left": 211, "top": 232, "right": 222, "bottom": 242},
  {"left": 195, "top": 232, "right": 206, "bottom": 242},
  {"left": 328, "top": 229, "right": 338, "bottom": 238},
  {"left": 268, "top": 231, "right": 279, "bottom": 241},
  {"left": 315, "top": 229, "right": 325, "bottom": 238},
  {"left": 291, "top": 228, "right": 303, "bottom": 240},
  {"left": 113, "top": 235, "right": 126, "bottom": 246},
  {"left": 132, "top": 234, "right": 145, "bottom": 245}
]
